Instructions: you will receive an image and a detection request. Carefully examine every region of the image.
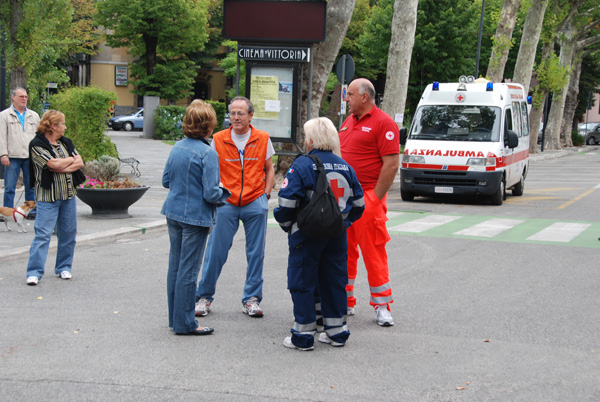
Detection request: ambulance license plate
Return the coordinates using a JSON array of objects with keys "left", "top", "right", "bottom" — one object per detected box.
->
[{"left": 435, "top": 186, "right": 453, "bottom": 194}]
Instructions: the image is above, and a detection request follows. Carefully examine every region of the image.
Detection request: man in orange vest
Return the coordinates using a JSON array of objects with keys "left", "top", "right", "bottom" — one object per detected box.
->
[
  {"left": 195, "top": 97, "right": 275, "bottom": 318},
  {"left": 339, "top": 78, "right": 400, "bottom": 327}
]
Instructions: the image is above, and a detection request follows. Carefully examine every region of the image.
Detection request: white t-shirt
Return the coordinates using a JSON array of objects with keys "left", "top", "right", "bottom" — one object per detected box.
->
[{"left": 212, "top": 129, "right": 275, "bottom": 167}]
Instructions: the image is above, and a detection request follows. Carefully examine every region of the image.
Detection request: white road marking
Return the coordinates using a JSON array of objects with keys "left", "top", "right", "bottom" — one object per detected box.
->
[
  {"left": 389, "top": 215, "right": 461, "bottom": 233},
  {"left": 527, "top": 222, "right": 591, "bottom": 243},
  {"left": 454, "top": 218, "right": 525, "bottom": 238}
]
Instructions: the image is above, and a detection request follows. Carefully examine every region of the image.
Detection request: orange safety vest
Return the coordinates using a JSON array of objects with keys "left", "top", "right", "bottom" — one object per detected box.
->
[{"left": 212, "top": 125, "right": 269, "bottom": 207}]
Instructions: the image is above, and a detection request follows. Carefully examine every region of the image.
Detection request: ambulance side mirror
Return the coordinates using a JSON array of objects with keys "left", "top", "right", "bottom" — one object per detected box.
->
[
  {"left": 505, "top": 130, "right": 519, "bottom": 149},
  {"left": 400, "top": 127, "right": 407, "bottom": 146}
]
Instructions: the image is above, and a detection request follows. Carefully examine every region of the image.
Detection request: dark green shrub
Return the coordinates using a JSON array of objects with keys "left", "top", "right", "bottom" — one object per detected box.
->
[
  {"left": 50, "top": 86, "right": 118, "bottom": 162},
  {"left": 154, "top": 105, "right": 185, "bottom": 140},
  {"left": 206, "top": 100, "right": 226, "bottom": 132},
  {"left": 154, "top": 101, "right": 227, "bottom": 140},
  {"left": 572, "top": 130, "right": 585, "bottom": 146}
]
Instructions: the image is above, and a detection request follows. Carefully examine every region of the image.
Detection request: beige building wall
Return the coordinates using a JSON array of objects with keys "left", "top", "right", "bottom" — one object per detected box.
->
[
  {"left": 90, "top": 44, "right": 138, "bottom": 110},
  {"left": 90, "top": 42, "right": 229, "bottom": 110}
]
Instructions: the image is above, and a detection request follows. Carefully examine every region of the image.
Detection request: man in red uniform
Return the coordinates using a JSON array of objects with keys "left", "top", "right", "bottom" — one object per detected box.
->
[{"left": 339, "top": 78, "right": 400, "bottom": 326}]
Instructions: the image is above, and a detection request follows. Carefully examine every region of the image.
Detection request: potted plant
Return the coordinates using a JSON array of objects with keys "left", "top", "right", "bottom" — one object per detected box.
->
[{"left": 77, "top": 155, "right": 149, "bottom": 218}]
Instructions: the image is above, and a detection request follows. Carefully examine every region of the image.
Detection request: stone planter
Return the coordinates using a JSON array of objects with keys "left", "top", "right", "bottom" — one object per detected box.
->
[{"left": 76, "top": 186, "right": 150, "bottom": 219}]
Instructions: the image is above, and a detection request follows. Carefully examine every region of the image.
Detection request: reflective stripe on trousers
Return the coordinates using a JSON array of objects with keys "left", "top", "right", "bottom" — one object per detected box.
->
[{"left": 346, "top": 190, "right": 393, "bottom": 308}]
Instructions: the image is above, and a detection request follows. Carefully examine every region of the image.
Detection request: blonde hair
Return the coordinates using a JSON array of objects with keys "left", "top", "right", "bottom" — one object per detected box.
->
[
  {"left": 303, "top": 117, "right": 341, "bottom": 157},
  {"left": 183, "top": 99, "right": 217, "bottom": 138},
  {"left": 38, "top": 110, "right": 65, "bottom": 135}
]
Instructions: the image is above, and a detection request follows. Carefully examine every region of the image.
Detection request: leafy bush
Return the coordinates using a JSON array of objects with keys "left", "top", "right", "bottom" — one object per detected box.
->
[
  {"left": 207, "top": 100, "right": 226, "bottom": 131},
  {"left": 153, "top": 101, "right": 226, "bottom": 140},
  {"left": 50, "top": 86, "right": 118, "bottom": 161},
  {"left": 154, "top": 105, "right": 185, "bottom": 141},
  {"left": 572, "top": 130, "right": 585, "bottom": 146}
]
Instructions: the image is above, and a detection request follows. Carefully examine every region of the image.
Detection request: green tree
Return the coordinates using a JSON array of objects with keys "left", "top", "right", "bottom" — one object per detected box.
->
[
  {"left": 190, "top": 0, "right": 227, "bottom": 69},
  {"left": 1, "top": 1, "right": 70, "bottom": 98},
  {"left": 219, "top": 41, "right": 245, "bottom": 99},
  {"left": 96, "top": 0, "right": 209, "bottom": 102},
  {"left": 1, "top": 0, "right": 101, "bottom": 109}
]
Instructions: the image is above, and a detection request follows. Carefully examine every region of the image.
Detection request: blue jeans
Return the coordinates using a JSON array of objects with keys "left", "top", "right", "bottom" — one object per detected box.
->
[
  {"left": 3, "top": 157, "right": 35, "bottom": 208},
  {"left": 26, "top": 197, "right": 77, "bottom": 279},
  {"left": 196, "top": 195, "right": 268, "bottom": 304},
  {"left": 166, "top": 218, "right": 210, "bottom": 333}
]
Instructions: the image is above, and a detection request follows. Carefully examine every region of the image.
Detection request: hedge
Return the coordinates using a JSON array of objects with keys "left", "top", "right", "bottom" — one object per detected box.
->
[
  {"left": 153, "top": 100, "right": 227, "bottom": 141},
  {"left": 50, "top": 86, "right": 118, "bottom": 161}
]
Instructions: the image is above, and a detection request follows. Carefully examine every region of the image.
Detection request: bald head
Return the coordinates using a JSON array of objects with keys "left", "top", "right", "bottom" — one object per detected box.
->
[{"left": 346, "top": 78, "right": 376, "bottom": 119}]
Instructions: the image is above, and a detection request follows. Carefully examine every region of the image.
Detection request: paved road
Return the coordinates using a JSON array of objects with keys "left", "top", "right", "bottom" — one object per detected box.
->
[{"left": 2, "top": 210, "right": 600, "bottom": 401}]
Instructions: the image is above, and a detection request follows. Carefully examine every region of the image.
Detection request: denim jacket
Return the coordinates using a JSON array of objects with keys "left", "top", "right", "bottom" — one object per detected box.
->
[{"left": 161, "top": 137, "right": 231, "bottom": 227}]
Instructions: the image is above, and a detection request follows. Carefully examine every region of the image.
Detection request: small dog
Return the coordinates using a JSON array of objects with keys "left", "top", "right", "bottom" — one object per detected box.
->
[{"left": 0, "top": 201, "right": 36, "bottom": 233}]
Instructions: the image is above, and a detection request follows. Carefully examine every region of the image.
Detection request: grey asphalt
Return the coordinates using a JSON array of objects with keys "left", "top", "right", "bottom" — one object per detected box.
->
[{"left": 2, "top": 133, "right": 597, "bottom": 401}]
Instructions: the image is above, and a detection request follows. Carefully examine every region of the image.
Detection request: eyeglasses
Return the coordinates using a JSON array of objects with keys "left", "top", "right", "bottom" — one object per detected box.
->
[
  {"left": 16, "top": 96, "right": 28, "bottom": 99},
  {"left": 230, "top": 112, "right": 247, "bottom": 117}
]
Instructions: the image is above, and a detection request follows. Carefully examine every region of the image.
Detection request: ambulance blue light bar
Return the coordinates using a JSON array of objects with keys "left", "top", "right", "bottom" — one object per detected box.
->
[
  {"left": 486, "top": 82, "right": 494, "bottom": 91},
  {"left": 432, "top": 81, "right": 440, "bottom": 91}
]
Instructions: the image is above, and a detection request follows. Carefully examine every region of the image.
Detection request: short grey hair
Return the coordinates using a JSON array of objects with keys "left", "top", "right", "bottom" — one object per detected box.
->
[
  {"left": 11, "top": 87, "right": 27, "bottom": 97},
  {"left": 356, "top": 80, "right": 375, "bottom": 100},
  {"left": 304, "top": 117, "right": 341, "bottom": 157},
  {"left": 229, "top": 96, "right": 254, "bottom": 114}
]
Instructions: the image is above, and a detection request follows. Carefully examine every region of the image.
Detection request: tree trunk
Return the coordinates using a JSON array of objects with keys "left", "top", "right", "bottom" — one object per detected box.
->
[
  {"left": 529, "top": 97, "right": 545, "bottom": 153},
  {"left": 8, "top": 0, "right": 27, "bottom": 89},
  {"left": 560, "top": 56, "right": 582, "bottom": 147},
  {"left": 275, "top": 0, "right": 355, "bottom": 180},
  {"left": 529, "top": 41, "right": 556, "bottom": 153},
  {"left": 545, "top": 29, "right": 576, "bottom": 150},
  {"left": 305, "top": 0, "right": 356, "bottom": 121},
  {"left": 486, "top": 0, "right": 521, "bottom": 82},
  {"left": 512, "top": 0, "right": 548, "bottom": 93},
  {"left": 381, "top": 0, "right": 418, "bottom": 123}
]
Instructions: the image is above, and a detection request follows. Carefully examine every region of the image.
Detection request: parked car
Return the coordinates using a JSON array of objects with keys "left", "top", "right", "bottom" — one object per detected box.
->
[
  {"left": 223, "top": 112, "right": 231, "bottom": 129},
  {"left": 108, "top": 108, "right": 144, "bottom": 131},
  {"left": 581, "top": 122, "right": 600, "bottom": 145}
]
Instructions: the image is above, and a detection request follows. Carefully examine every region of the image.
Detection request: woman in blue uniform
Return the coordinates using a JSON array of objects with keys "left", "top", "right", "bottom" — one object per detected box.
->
[{"left": 274, "top": 117, "right": 364, "bottom": 351}]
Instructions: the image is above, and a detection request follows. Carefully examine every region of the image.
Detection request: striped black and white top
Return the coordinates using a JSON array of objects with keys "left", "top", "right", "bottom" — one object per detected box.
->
[{"left": 30, "top": 142, "right": 78, "bottom": 202}]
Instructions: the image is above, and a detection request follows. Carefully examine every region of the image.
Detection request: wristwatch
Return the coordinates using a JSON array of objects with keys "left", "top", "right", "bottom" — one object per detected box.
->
[{"left": 266, "top": 193, "right": 271, "bottom": 200}]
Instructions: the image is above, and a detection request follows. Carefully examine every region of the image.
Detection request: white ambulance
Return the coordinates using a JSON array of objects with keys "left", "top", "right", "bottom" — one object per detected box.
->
[{"left": 400, "top": 76, "right": 530, "bottom": 205}]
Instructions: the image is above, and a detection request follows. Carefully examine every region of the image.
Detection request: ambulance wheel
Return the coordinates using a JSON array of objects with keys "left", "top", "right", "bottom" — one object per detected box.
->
[
  {"left": 512, "top": 175, "right": 525, "bottom": 196},
  {"left": 490, "top": 179, "right": 504, "bottom": 205},
  {"left": 401, "top": 189, "right": 415, "bottom": 201}
]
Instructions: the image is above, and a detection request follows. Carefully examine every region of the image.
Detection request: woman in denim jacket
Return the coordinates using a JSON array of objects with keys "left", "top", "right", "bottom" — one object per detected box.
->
[{"left": 161, "top": 100, "right": 230, "bottom": 336}]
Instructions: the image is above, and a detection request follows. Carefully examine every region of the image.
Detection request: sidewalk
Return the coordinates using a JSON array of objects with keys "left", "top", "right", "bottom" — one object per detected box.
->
[
  {"left": 0, "top": 131, "right": 172, "bottom": 262},
  {"left": 0, "top": 133, "right": 585, "bottom": 262}
]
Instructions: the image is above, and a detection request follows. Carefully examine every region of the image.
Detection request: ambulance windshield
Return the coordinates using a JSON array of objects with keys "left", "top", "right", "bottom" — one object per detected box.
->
[{"left": 409, "top": 105, "right": 501, "bottom": 142}]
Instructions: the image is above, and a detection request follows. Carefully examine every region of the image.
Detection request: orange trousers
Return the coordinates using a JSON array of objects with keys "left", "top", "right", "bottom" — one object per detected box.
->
[{"left": 346, "top": 189, "right": 393, "bottom": 308}]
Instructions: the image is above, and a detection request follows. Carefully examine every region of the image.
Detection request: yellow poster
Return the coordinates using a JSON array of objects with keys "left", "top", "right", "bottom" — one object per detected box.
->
[{"left": 250, "top": 75, "right": 279, "bottom": 120}]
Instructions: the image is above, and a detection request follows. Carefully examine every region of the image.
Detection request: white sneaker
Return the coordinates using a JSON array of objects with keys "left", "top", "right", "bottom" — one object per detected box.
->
[
  {"left": 26, "top": 276, "right": 39, "bottom": 286},
  {"left": 375, "top": 305, "right": 395, "bottom": 327},
  {"left": 242, "top": 296, "right": 263, "bottom": 317},
  {"left": 347, "top": 307, "right": 355, "bottom": 316},
  {"left": 195, "top": 298, "right": 212, "bottom": 317},
  {"left": 283, "top": 336, "right": 314, "bottom": 351},
  {"left": 318, "top": 332, "right": 345, "bottom": 347},
  {"left": 59, "top": 271, "right": 72, "bottom": 280}
]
